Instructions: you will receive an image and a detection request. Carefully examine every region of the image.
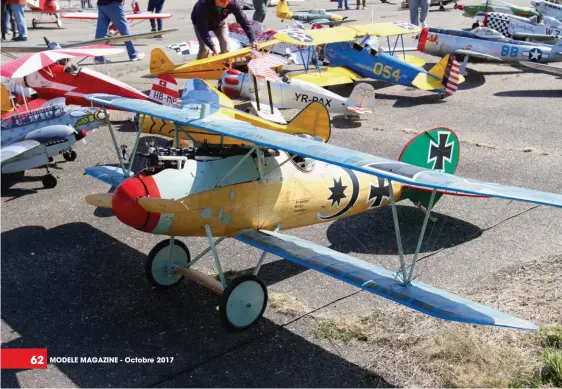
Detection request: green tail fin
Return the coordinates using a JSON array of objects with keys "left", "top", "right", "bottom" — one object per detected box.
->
[{"left": 398, "top": 127, "right": 460, "bottom": 209}]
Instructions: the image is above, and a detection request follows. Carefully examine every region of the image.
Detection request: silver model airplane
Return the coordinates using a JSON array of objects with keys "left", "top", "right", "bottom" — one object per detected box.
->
[
  {"left": 475, "top": 11, "right": 562, "bottom": 42},
  {"left": 1, "top": 98, "right": 106, "bottom": 189},
  {"left": 532, "top": 0, "right": 562, "bottom": 20},
  {"left": 416, "top": 26, "right": 562, "bottom": 74}
]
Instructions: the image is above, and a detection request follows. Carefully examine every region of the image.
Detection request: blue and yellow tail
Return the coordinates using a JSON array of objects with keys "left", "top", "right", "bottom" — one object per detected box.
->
[{"left": 412, "top": 55, "right": 464, "bottom": 95}]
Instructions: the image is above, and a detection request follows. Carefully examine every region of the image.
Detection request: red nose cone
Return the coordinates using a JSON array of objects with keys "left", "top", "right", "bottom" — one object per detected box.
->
[
  {"left": 417, "top": 27, "right": 429, "bottom": 52},
  {"left": 112, "top": 175, "right": 161, "bottom": 232},
  {"left": 456, "top": 3, "right": 463, "bottom": 9}
]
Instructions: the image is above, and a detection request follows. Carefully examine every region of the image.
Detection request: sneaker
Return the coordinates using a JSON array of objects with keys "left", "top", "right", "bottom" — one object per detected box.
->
[
  {"left": 151, "top": 28, "right": 156, "bottom": 32},
  {"left": 421, "top": 22, "right": 428, "bottom": 27},
  {"left": 130, "top": 52, "right": 146, "bottom": 61},
  {"left": 363, "top": 5, "right": 366, "bottom": 8},
  {"left": 14, "top": 36, "right": 28, "bottom": 41}
]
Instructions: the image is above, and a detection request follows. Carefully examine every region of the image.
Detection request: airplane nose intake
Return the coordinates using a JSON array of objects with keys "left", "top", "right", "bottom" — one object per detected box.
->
[{"left": 112, "top": 175, "right": 161, "bottom": 232}]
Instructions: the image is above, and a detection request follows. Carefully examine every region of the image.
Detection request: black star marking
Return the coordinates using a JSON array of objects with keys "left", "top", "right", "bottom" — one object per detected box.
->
[
  {"left": 327, "top": 177, "right": 347, "bottom": 207},
  {"left": 367, "top": 177, "right": 390, "bottom": 208},
  {"left": 428, "top": 132, "right": 453, "bottom": 171}
]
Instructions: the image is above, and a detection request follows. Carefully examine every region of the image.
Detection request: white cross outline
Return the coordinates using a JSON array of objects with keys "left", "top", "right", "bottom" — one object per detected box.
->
[{"left": 427, "top": 131, "right": 455, "bottom": 171}]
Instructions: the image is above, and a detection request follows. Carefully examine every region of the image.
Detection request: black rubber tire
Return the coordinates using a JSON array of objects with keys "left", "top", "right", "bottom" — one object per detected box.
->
[
  {"left": 219, "top": 274, "right": 268, "bottom": 331},
  {"left": 472, "top": 22, "right": 480, "bottom": 29},
  {"left": 42, "top": 173, "right": 57, "bottom": 189},
  {"left": 63, "top": 150, "right": 77, "bottom": 162},
  {"left": 145, "top": 239, "right": 190, "bottom": 289}
]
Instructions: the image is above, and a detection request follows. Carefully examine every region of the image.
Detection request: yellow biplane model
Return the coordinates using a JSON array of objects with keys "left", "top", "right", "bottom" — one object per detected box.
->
[
  {"left": 274, "top": 21, "right": 464, "bottom": 97},
  {"left": 148, "top": 40, "right": 280, "bottom": 80},
  {"left": 82, "top": 88, "right": 562, "bottom": 332}
]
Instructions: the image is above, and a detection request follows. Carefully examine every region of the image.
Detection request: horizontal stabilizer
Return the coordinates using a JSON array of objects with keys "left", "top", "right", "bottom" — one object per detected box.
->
[
  {"left": 236, "top": 229, "right": 539, "bottom": 330},
  {"left": 137, "top": 197, "right": 190, "bottom": 213},
  {"left": 85, "top": 193, "right": 113, "bottom": 208},
  {"left": 84, "top": 165, "right": 133, "bottom": 187}
]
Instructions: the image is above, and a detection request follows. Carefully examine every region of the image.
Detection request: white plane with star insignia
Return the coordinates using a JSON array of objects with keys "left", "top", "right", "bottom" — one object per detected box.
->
[{"left": 414, "top": 25, "right": 562, "bottom": 75}]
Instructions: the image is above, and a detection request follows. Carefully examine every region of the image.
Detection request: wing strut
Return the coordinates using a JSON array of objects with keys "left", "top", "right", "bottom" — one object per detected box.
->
[{"left": 389, "top": 181, "right": 438, "bottom": 285}]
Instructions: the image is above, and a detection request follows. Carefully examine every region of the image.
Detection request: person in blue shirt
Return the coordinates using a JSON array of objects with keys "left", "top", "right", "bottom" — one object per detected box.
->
[{"left": 191, "top": 0, "right": 258, "bottom": 59}]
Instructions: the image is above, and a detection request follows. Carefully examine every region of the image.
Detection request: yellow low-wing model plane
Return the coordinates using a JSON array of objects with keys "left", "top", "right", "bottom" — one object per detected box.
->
[
  {"left": 81, "top": 91, "right": 562, "bottom": 332},
  {"left": 137, "top": 79, "right": 331, "bottom": 146},
  {"left": 273, "top": 21, "right": 464, "bottom": 97},
  {"left": 148, "top": 40, "right": 280, "bottom": 80}
]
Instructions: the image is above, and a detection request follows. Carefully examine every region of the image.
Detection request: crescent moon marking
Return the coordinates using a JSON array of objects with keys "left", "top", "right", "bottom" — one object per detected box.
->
[{"left": 318, "top": 168, "right": 359, "bottom": 220}]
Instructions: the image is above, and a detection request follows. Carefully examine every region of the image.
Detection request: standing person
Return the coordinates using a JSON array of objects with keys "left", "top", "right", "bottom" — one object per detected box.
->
[
  {"left": 356, "top": 0, "right": 366, "bottom": 9},
  {"left": 147, "top": 0, "right": 165, "bottom": 34},
  {"left": 2, "top": 0, "right": 8, "bottom": 40},
  {"left": 252, "top": 0, "right": 267, "bottom": 22},
  {"left": 338, "top": 0, "right": 349, "bottom": 10},
  {"left": 409, "top": 0, "right": 429, "bottom": 27},
  {"left": 6, "top": 0, "right": 26, "bottom": 41},
  {"left": 93, "top": 0, "right": 145, "bottom": 63},
  {"left": 191, "top": 0, "right": 259, "bottom": 60}
]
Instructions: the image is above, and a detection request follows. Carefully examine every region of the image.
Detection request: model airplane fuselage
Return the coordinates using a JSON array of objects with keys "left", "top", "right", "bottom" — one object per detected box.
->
[
  {"left": 532, "top": 0, "right": 562, "bottom": 19},
  {"left": 456, "top": 1, "right": 539, "bottom": 19},
  {"left": 218, "top": 69, "right": 376, "bottom": 117},
  {"left": 475, "top": 12, "right": 562, "bottom": 41},
  {"left": 24, "top": 64, "right": 148, "bottom": 107},
  {"left": 276, "top": 0, "right": 349, "bottom": 26},
  {"left": 323, "top": 39, "right": 461, "bottom": 96},
  {"left": 1, "top": 99, "right": 105, "bottom": 187},
  {"left": 418, "top": 27, "right": 562, "bottom": 68}
]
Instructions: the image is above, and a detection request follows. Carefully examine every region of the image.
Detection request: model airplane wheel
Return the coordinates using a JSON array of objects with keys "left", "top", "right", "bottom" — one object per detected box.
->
[
  {"left": 32, "top": 18, "right": 38, "bottom": 29},
  {"left": 439, "top": 4, "right": 445, "bottom": 10},
  {"left": 63, "top": 150, "right": 77, "bottom": 162},
  {"left": 472, "top": 22, "right": 479, "bottom": 29},
  {"left": 42, "top": 173, "right": 57, "bottom": 189},
  {"left": 219, "top": 274, "right": 268, "bottom": 331},
  {"left": 146, "top": 239, "right": 190, "bottom": 289}
]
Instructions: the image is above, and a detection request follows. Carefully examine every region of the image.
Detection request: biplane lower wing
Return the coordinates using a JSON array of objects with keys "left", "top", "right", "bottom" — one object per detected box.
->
[
  {"left": 84, "top": 94, "right": 562, "bottom": 209},
  {"left": 236, "top": 229, "right": 538, "bottom": 330},
  {"left": 288, "top": 67, "right": 361, "bottom": 87},
  {"left": 85, "top": 165, "right": 133, "bottom": 187}
]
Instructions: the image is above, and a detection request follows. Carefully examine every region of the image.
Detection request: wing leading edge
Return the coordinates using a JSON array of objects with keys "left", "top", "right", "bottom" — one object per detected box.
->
[
  {"left": 84, "top": 94, "right": 562, "bottom": 209},
  {"left": 236, "top": 229, "right": 538, "bottom": 330}
]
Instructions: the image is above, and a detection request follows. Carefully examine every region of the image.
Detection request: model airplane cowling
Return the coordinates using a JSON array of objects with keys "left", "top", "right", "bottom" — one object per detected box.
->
[
  {"left": 82, "top": 93, "right": 562, "bottom": 333},
  {"left": 417, "top": 26, "right": 562, "bottom": 75},
  {"left": 475, "top": 12, "right": 562, "bottom": 42},
  {"left": 218, "top": 68, "right": 376, "bottom": 118},
  {"left": 1, "top": 98, "right": 106, "bottom": 188}
]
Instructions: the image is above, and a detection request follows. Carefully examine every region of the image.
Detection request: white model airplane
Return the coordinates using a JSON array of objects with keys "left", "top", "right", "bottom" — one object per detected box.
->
[
  {"left": 218, "top": 53, "right": 376, "bottom": 123},
  {"left": 475, "top": 11, "right": 562, "bottom": 41}
]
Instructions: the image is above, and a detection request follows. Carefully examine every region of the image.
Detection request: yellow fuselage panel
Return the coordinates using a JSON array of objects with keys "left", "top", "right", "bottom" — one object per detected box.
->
[{"left": 157, "top": 154, "right": 404, "bottom": 237}]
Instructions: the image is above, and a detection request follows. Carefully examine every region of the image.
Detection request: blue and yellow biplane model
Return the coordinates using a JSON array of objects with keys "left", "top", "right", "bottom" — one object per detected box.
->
[
  {"left": 274, "top": 21, "right": 464, "bottom": 98},
  {"left": 82, "top": 89, "right": 562, "bottom": 332}
]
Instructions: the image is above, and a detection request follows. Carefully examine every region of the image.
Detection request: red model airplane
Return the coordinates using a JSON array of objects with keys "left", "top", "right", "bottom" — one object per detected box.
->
[{"left": 26, "top": 0, "right": 76, "bottom": 29}]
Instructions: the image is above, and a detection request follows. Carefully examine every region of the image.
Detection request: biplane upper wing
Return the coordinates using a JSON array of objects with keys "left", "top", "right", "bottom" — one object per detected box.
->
[
  {"left": 85, "top": 94, "right": 562, "bottom": 209},
  {"left": 236, "top": 229, "right": 538, "bottom": 330},
  {"left": 274, "top": 21, "right": 421, "bottom": 46}
]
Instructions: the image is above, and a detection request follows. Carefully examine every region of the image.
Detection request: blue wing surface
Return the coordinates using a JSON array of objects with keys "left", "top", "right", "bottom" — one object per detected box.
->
[
  {"left": 85, "top": 94, "right": 562, "bottom": 209},
  {"left": 85, "top": 165, "right": 133, "bottom": 187},
  {"left": 236, "top": 229, "right": 538, "bottom": 330}
]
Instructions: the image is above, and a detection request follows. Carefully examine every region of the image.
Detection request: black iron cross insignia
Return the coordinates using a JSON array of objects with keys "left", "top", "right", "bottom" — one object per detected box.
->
[
  {"left": 367, "top": 177, "right": 390, "bottom": 208},
  {"left": 428, "top": 132, "right": 453, "bottom": 171}
]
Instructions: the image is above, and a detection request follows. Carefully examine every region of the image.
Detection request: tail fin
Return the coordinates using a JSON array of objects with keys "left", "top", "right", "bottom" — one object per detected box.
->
[
  {"left": 346, "top": 83, "right": 376, "bottom": 115},
  {"left": 276, "top": 0, "right": 293, "bottom": 19},
  {"left": 149, "top": 74, "right": 179, "bottom": 106},
  {"left": 398, "top": 127, "right": 460, "bottom": 208},
  {"left": 286, "top": 102, "right": 331, "bottom": 142},
  {"left": 428, "top": 54, "right": 463, "bottom": 96},
  {"left": 150, "top": 48, "right": 176, "bottom": 76}
]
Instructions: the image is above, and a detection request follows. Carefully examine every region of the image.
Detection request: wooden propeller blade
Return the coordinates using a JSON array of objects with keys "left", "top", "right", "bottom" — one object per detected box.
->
[
  {"left": 85, "top": 193, "right": 113, "bottom": 208},
  {"left": 137, "top": 197, "right": 189, "bottom": 213}
]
